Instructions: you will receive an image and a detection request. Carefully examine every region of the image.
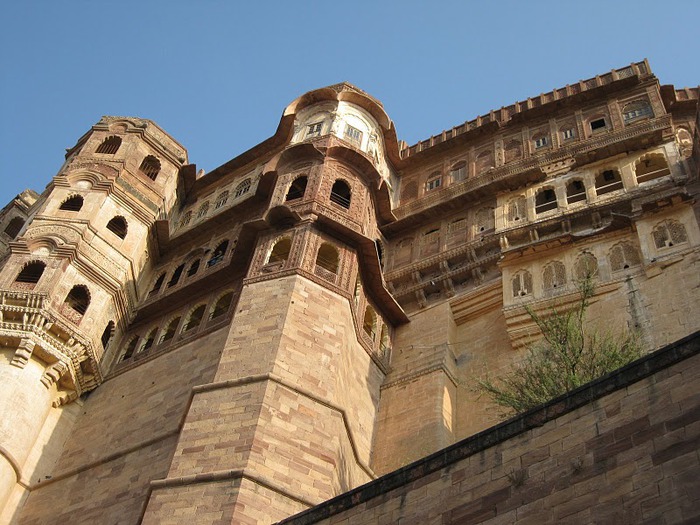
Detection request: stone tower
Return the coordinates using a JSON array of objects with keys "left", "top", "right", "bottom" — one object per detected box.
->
[{"left": 0, "top": 117, "right": 187, "bottom": 516}]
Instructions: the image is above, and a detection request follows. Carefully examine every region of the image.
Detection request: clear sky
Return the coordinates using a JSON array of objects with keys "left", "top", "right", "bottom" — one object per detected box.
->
[{"left": 1, "top": 1, "right": 698, "bottom": 206}]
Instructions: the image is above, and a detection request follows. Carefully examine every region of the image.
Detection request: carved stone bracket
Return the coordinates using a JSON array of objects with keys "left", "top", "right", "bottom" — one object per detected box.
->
[
  {"left": 11, "top": 339, "right": 35, "bottom": 369},
  {"left": 40, "top": 361, "right": 69, "bottom": 389}
]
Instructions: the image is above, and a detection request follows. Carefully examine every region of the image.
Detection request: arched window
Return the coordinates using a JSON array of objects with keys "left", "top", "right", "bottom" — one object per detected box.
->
[
  {"left": 139, "top": 156, "right": 161, "bottom": 180},
  {"left": 330, "top": 180, "right": 351, "bottom": 209},
  {"left": 234, "top": 179, "right": 251, "bottom": 197},
  {"left": 401, "top": 181, "right": 418, "bottom": 203},
  {"left": 167, "top": 264, "right": 185, "bottom": 287},
  {"left": 535, "top": 188, "right": 558, "bottom": 214},
  {"left": 420, "top": 228, "right": 440, "bottom": 257},
  {"left": 16, "top": 261, "right": 46, "bottom": 285},
  {"left": 542, "top": 261, "right": 566, "bottom": 292},
  {"left": 159, "top": 317, "right": 181, "bottom": 343},
  {"left": 475, "top": 207, "right": 494, "bottom": 233},
  {"left": 652, "top": 220, "right": 688, "bottom": 250},
  {"left": 622, "top": 100, "right": 653, "bottom": 124},
  {"left": 560, "top": 126, "right": 576, "bottom": 141},
  {"left": 106, "top": 216, "right": 128, "bottom": 239},
  {"left": 511, "top": 270, "right": 533, "bottom": 298},
  {"left": 210, "top": 292, "right": 234, "bottom": 320},
  {"left": 64, "top": 285, "right": 90, "bottom": 316},
  {"left": 121, "top": 337, "right": 139, "bottom": 362},
  {"left": 475, "top": 150, "right": 493, "bottom": 174},
  {"left": 4, "top": 217, "right": 24, "bottom": 239},
  {"left": 96, "top": 136, "right": 122, "bottom": 154},
  {"left": 609, "top": 241, "right": 641, "bottom": 272},
  {"left": 101, "top": 321, "right": 115, "bottom": 349},
  {"left": 215, "top": 191, "right": 229, "bottom": 209},
  {"left": 504, "top": 140, "right": 522, "bottom": 163},
  {"left": 635, "top": 154, "right": 670, "bottom": 184},
  {"left": 60, "top": 195, "right": 84, "bottom": 212},
  {"left": 268, "top": 238, "right": 291, "bottom": 265},
  {"left": 315, "top": 243, "right": 339, "bottom": 279},
  {"left": 140, "top": 328, "right": 157, "bottom": 352},
  {"left": 450, "top": 162, "right": 467, "bottom": 182},
  {"left": 179, "top": 211, "right": 192, "bottom": 229},
  {"left": 363, "top": 306, "right": 377, "bottom": 340},
  {"left": 207, "top": 240, "right": 229, "bottom": 267},
  {"left": 566, "top": 180, "right": 587, "bottom": 205},
  {"left": 187, "top": 259, "right": 200, "bottom": 277},
  {"left": 506, "top": 196, "right": 526, "bottom": 223},
  {"left": 574, "top": 252, "right": 598, "bottom": 281},
  {"left": 425, "top": 172, "right": 442, "bottom": 191},
  {"left": 286, "top": 176, "right": 307, "bottom": 201},
  {"left": 183, "top": 305, "right": 206, "bottom": 332},
  {"left": 196, "top": 201, "right": 209, "bottom": 220},
  {"left": 149, "top": 273, "right": 165, "bottom": 297},
  {"left": 595, "top": 169, "right": 623, "bottom": 195}
]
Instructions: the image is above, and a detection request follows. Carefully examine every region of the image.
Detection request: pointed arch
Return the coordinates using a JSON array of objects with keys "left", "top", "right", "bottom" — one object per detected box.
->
[
  {"left": 64, "top": 285, "right": 90, "bottom": 316},
  {"left": 207, "top": 240, "right": 229, "bottom": 267},
  {"left": 542, "top": 261, "right": 566, "bottom": 293},
  {"left": 210, "top": 291, "right": 234, "bottom": 320},
  {"left": 139, "top": 156, "right": 161, "bottom": 180},
  {"left": 234, "top": 179, "right": 252, "bottom": 197},
  {"left": 609, "top": 241, "right": 641, "bottom": 272},
  {"left": 286, "top": 176, "right": 308, "bottom": 201},
  {"left": 183, "top": 304, "right": 206, "bottom": 332},
  {"left": 159, "top": 316, "right": 181, "bottom": 343},
  {"left": 268, "top": 237, "right": 292, "bottom": 265},
  {"left": 363, "top": 306, "right": 377, "bottom": 340},
  {"left": 330, "top": 180, "right": 352, "bottom": 209},
  {"left": 96, "top": 136, "right": 122, "bottom": 154},
  {"left": 106, "top": 216, "right": 128, "bottom": 239},
  {"left": 511, "top": 270, "right": 533, "bottom": 298},
  {"left": 59, "top": 195, "right": 84, "bottom": 212},
  {"left": 101, "top": 321, "right": 115, "bottom": 349},
  {"left": 16, "top": 261, "right": 46, "bottom": 284}
]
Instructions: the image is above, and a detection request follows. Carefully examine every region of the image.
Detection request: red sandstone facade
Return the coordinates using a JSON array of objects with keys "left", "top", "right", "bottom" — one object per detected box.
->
[{"left": 0, "top": 60, "right": 697, "bottom": 523}]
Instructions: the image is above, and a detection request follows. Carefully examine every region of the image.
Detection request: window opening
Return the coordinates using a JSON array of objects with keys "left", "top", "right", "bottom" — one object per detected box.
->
[
  {"left": 507, "top": 197, "right": 526, "bottom": 223},
  {"left": 196, "top": 201, "right": 209, "bottom": 220},
  {"left": 64, "top": 285, "right": 90, "bottom": 315},
  {"left": 187, "top": 259, "right": 200, "bottom": 277},
  {"left": 179, "top": 211, "right": 192, "bottom": 228},
  {"left": 562, "top": 128, "right": 575, "bottom": 140},
  {"left": 4, "top": 217, "right": 24, "bottom": 239},
  {"left": 268, "top": 238, "right": 292, "bottom": 264},
  {"left": 330, "top": 180, "right": 351, "bottom": 209},
  {"left": 512, "top": 271, "right": 532, "bottom": 297},
  {"left": 535, "top": 188, "right": 558, "bottom": 214},
  {"left": 183, "top": 305, "right": 206, "bottom": 332},
  {"left": 534, "top": 135, "right": 548, "bottom": 149},
  {"left": 234, "top": 179, "right": 251, "bottom": 197},
  {"left": 426, "top": 177, "right": 441, "bottom": 191},
  {"left": 590, "top": 118, "right": 607, "bottom": 132},
  {"left": 159, "top": 317, "right": 181, "bottom": 343},
  {"left": 210, "top": 292, "right": 234, "bottom": 320},
  {"left": 101, "top": 321, "right": 115, "bottom": 349},
  {"left": 543, "top": 261, "right": 566, "bottom": 292},
  {"left": 207, "top": 241, "right": 229, "bottom": 267},
  {"left": 16, "top": 261, "right": 46, "bottom": 284},
  {"left": 140, "top": 329, "right": 156, "bottom": 352},
  {"left": 363, "top": 306, "right": 377, "bottom": 340},
  {"left": 574, "top": 252, "right": 598, "bottom": 280},
  {"left": 139, "top": 156, "right": 161, "bottom": 180},
  {"left": 60, "top": 195, "right": 84, "bottom": 212},
  {"left": 566, "top": 180, "right": 587, "bottom": 204},
  {"left": 306, "top": 122, "right": 323, "bottom": 138},
  {"left": 215, "top": 191, "right": 229, "bottom": 209},
  {"left": 609, "top": 242, "right": 641, "bottom": 272},
  {"left": 622, "top": 101, "right": 652, "bottom": 124},
  {"left": 121, "top": 337, "right": 139, "bottom": 361},
  {"left": 450, "top": 162, "right": 467, "bottom": 182},
  {"left": 635, "top": 154, "right": 670, "bottom": 184},
  {"left": 286, "top": 176, "right": 307, "bottom": 201},
  {"left": 149, "top": 273, "right": 165, "bottom": 297},
  {"left": 167, "top": 264, "right": 185, "bottom": 287},
  {"left": 96, "top": 136, "right": 121, "bottom": 154},
  {"left": 315, "top": 243, "right": 339, "bottom": 275},
  {"left": 106, "top": 216, "right": 128, "bottom": 239},
  {"left": 476, "top": 207, "right": 494, "bottom": 232},
  {"left": 344, "top": 124, "right": 363, "bottom": 146},
  {"left": 595, "top": 169, "right": 623, "bottom": 195}
]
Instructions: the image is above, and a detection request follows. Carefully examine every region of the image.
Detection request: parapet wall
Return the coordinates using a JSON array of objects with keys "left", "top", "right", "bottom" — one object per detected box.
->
[{"left": 279, "top": 331, "right": 700, "bottom": 524}]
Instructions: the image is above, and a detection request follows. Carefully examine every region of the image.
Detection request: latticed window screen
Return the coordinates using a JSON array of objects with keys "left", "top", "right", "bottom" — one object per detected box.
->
[
  {"left": 235, "top": 179, "right": 251, "bottom": 197},
  {"left": 179, "top": 212, "right": 192, "bottom": 228},
  {"left": 421, "top": 229, "right": 440, "bottom": 256},
  {"left": 609, "top": 242, "right": 641, "bottom": 272},
  {"left": 475, "top": 208, "right": 494, "bottom": 232},
  {"left": 215, "top": 191, "right": 229, "bottom": 209},
  {"left": 196, "top": 202, "right": 209, "bottom": 220},
  {"left": 507, "top": 197, "right": 526, "bottom": 223},
  {"left": 475, "top": 150, "right": 493, "bottom": 173},
  {"left": 652, "top": 220, "right": 688, "bottom": 249},
  {"left": 401, "top": 181, "right": 418, "bottom": 203},
  {"left": 574, "top": 252, "right": 598, "bottom": 280},
  {"left": 504, "top": 140, "right": 522, "bottom": 163},
  {"left": 450, "top": 163, "right": 467, "bottom": 182},
  {"left": 511, "top": 271, "right": 533, "bottom": 297},
  {"left": 395, "top": 239, "right": 413, "bottom": 266},
  {"left": 96, "top": 136, "right": 121, "bottom": 154},
  {"left": 543, "top": 261, "right": 566, "bottom": 291}
]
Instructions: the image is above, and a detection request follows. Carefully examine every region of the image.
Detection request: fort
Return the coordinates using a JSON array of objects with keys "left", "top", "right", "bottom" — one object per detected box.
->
[{"left": 0, "top": 59, "right": 698, "bottom": 523}]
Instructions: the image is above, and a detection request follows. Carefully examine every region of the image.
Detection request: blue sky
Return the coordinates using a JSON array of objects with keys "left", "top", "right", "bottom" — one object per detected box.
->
[{"left": 1, "top": 1, "right": 698, "bottom": 206}]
